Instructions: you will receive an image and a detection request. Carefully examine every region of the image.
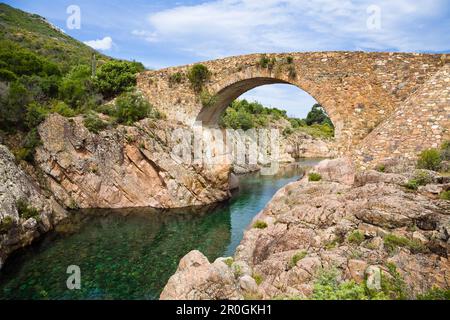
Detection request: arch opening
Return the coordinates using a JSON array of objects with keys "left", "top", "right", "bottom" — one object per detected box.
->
[{"left": 196, "top": 78, "right": 335, "bottom": 140}]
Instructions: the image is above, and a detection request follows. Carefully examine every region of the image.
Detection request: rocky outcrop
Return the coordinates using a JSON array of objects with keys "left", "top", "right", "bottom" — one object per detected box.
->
[
  {"left": 162, "top": 158, "right": 450, "bottom": 300},
  {"left": 160, "top": 250, "right": 243, "bottom": 300},
  {"left": 281, "top": 131, "right": 336, "bottom": 160},
  {"left": 35, "top": 114, "right": 232, "bottom": 209},
  {"left": 0, "top": 145, "right": 67, "bottom": 269}
]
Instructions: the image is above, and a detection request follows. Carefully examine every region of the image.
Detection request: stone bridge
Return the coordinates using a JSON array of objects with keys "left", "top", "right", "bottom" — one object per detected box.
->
[{"left": 137, "top": 52, "right": 449, "bottom": 167}]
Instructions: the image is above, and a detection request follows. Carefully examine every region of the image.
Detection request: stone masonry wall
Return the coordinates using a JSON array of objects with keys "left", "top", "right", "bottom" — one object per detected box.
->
[{"left": 355, "top": 64, "right": 450, "bottom": 169}]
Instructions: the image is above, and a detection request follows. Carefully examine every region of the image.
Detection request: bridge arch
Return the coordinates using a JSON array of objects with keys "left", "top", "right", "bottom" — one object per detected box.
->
[{"left": 196, "top": 77, "right": 328, "bottom": 125}]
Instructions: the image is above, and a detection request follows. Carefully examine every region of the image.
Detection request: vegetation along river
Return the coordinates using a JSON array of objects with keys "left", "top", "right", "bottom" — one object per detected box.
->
[{"left": 0, "top": 159, "right": 323, "bottom": 300}]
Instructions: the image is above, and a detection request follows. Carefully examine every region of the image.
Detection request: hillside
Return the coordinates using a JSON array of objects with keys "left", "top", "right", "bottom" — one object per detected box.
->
[
  {"left": 0, "top": 3, "right": 146, "bottom": 163},
  {"left": 0, "top": 3, "right": 110, "bottom": 72},
  {"left": 220, "top": 99, "right": 335, "bottom": 139}
]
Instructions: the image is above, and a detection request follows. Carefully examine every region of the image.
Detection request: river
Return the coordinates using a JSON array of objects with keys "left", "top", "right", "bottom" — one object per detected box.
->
[{"left": 0, "top": 159, "right": 322, "bottom": 300}]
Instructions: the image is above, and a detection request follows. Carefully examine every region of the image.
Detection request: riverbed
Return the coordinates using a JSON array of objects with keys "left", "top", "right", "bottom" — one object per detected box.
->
[{"left": 0, "top": 159, "right": 322, "bottom": 300}]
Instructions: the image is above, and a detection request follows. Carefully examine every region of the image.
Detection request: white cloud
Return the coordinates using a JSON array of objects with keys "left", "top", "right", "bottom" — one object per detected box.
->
[
  {"left": 136, "top": 0, "right": 448, "bottom": 59},
  {"left": 132, "top": 30, "right": 159, "bottom": 43},
  {"left": 84, "top": 36, "right": 114, "bottom": 51}
]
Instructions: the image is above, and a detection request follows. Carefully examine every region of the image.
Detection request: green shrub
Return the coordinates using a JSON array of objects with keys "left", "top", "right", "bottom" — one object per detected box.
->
[
  {"left": 288, "top": 251, "right": 307, "bottom": 269},
  {"left": 286, "top": 56, "right": 294, "bottom": 64},
  {"left": 440, "top": 190, "right": 450, "bottom": 200},
  {"left": 0, "top": 44, "right": 60, "bottom": 77},
  {"left": 95, "top": 60, "right": 143, "bottom": 98},
  {"left": 404, "top": 170, "right": 433, "bottom": 190},
  {"left": 233, "top": 264, "right": 243, "bottom": 277},
  {"left": 414, "top": 170, "right": 433, "bottom": 185},
  {"left": 287, "top": 65, "right": 297, "bottom": 78},
  {"left": 404, "top": 179, "right": 419, "bottom": 190},
  {"left": 295, "top": 123, "right": 334, "bottom": 139},
  {"left": 84, "top": 112, "right": 108, "bottom": 133},
  {"left": 381, "top": 263, "right": 408, "bottom": 300},
  {"left": 440, "top": 141, "right": 450, "bottom": 162},
  {"left": 200, "top": 89, "right": 217, "bottom": 108},
  {"left": 187, "top": 64, "right": 210, "bottom": 92},
  {"left": 14, "top": 128, "right": 42, "bottom": 162},
  {"left": 224, "top": 258, "right": 234, "bottom": 268},
  {"left": 0, "top": 68, "right": 18, "bottom": 82},
  {"left": 258, "top": 55, "right": 270, "bottom": 68},
  {"left": 253, "top": 220, "right": 268, "bottom": 229},
  {"left": 115, "top": 92, "right": 161, "bottom": 125},
  {"left": 312, "top": 268, "right": 368, "bottom": 300},
  {"left": 417, "top": 287, "right": 450, "bottom": 300},
  {"left": 347, "top": 230, "right": 365, "bottom": 245},
  {"left": 383, "top": 234, "right": 426, "bottom": 254},
  {"left": 96, "top": 103, "right": 116, "bottom": 117},
  {"left": 169, "top": 72, "right": 183, "bottom": 85},
  {"left": 417, "top": 148, "right": 441, "bottom": 171},
  {"left": 282, "top": 127, "right": 293, "bottom": 136},
  {"left": 324, "top": 239, "right": 338, "bottom": 250},
  {"left": 267, "top": 57, "right": 276, "bottom": 70},
  {"left": 59, "top": 65, "right": 93, "bottom": 108},
  {"left": 50, "top": 101, "right": 77, "bottom": 117},
  {"left": 252, "top": 273, "right": 263, "bottom": 285},
  {"left": 25, "top": 102, "right": 48, "bottom": 129},
  {"left": 0, "top": 80, "right": 30, "bottom": 129},
  {"left": 308, "top": 172, "right": 322, "bottom": 182},
  {"left": 375, "top": 164, "right": 385, "bottom": 172},
  {"left": 16, "top": 199, "right": 40, "bottom": 221},
  {"left": 0, "top": 216, "right": 14, "bottom": 234}
]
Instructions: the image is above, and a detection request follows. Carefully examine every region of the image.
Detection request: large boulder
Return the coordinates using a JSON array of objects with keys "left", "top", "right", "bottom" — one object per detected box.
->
[
  {"left": 314, "top": 157, "right": 355, "bottom": 185},
  {"left": 0, "top": 145, "right": 67, "bottom": 269},
  {"left": 160, "top": 250, "right": 242, "bottom": 300}
]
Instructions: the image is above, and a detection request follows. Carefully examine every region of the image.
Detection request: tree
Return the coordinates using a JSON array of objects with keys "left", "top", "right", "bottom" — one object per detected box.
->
[
  {"left": 114, "top": 92, "right": 159, "bottom": 125},
  {"left": 0, "top": 81, "right": 30, "bottom": 129},
  {"left": 59, "top": 65, "right": 94, "bottom": 108},
  {"left": 305, "top": 104, "right": 333, "bottom": 126},
  {"left": 94, "top": 61, "right": 143, "bottom": 98}
]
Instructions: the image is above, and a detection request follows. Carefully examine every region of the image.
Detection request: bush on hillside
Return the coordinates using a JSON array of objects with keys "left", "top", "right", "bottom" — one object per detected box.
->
[
  {"left": 84, "top": 112, "right": 108, "bottom": 134},
  {"left": 94, "top": 60, "right": 144, "bottom": 98},
  {"left": 0, "top": 81, "right": 30, "bottom": 130},
  {"left": 440, "top": 141, "right": 450, "bottom": 162},
  {"left": 115, "top": 92, "right": 161, "bottom": 125},
  {"left": 59, "top": 65, "right": 96, "bottom": 109},
  {"left": 417, "top": 148, "right": 441, "bottom": 171}
]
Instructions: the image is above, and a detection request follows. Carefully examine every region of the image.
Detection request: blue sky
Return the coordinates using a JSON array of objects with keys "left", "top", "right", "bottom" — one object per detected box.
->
[{"left": 4, "top": 0, "right": 450, "bottom": 118}]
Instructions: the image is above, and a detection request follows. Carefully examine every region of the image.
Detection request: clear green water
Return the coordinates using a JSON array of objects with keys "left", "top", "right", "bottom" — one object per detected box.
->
[{"left": 0, "top": 160, "right": 320, "bottom": 300}]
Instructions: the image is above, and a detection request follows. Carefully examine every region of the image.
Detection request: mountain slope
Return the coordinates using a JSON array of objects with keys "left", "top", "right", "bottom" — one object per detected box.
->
[{"left": 0, "top": 3, "right": 110, "bottom": 72}]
